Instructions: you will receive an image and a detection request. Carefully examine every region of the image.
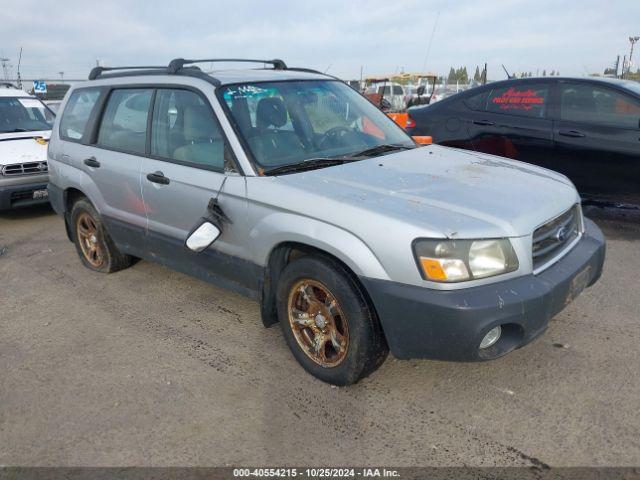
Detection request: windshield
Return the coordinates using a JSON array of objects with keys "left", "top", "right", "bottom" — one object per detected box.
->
[
  {"left": 0, "top": 96, "right": 55, "bottom": 133},
  {"left": 220, "top": 80, "right": 414, "bottom": 169}
]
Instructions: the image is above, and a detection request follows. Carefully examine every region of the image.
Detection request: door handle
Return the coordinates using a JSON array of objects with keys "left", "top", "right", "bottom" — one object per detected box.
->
[
  {"left": 473, "top": 120, "right": 495, "bottom": 126},
  {"left": 146, "top": 171, "right": 170, "bottom": 185},
  {"left": 83, "top": 157, "right": 100, "bottom": 168},
  {"left": 558, "top": 130, "right": 586, "bottom": 138}
]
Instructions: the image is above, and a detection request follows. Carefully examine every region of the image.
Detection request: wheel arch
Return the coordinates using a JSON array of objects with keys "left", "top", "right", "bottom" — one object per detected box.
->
[
  {"left": 61, "top": 187, "right": 88, "bottom": 242},
  {"left": 260, "top": 241, "right": 383, "bottom": 333}
]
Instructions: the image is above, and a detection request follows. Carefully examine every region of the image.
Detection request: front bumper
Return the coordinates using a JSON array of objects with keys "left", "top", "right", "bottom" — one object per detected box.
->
[
  {"left": 361, "top": 218, "right": 606, "bottom": 361},
  {"left": 0, "top": 180, "right": 49, "bottom": 210}
]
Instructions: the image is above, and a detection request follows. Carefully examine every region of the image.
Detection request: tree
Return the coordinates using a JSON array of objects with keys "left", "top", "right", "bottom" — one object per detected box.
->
[
  {"left": 473, "top": 66, "right": 481, "bottom": 82},
  {"left": 550, "top": 70, "right": 555, "bottom": 76},
  {"left": 457, "top": 66, "right": 468, "bottom": 83},
  {"left": 542, "top": 69, "right": 547, "bottom": 76},
  {"left": 447, "top": 67, "right": 456, "bottom": 83}
]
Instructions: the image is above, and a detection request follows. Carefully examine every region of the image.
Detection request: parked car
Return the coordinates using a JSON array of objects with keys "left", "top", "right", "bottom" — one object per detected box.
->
[
  {"left": 48, "top": 59, "right": 605, "bottom": 385},
  {"left": 364, "top": 82, "right": 406, "bottom": 111},
  {"left": 407, "top": 76, "right": 640, "bottom": 208},
  {"left": 0, "top": 84, "right": 54, "bottom": 210},
  {"left": 44, "top": 100, "right": 63, "bottom": 113}
]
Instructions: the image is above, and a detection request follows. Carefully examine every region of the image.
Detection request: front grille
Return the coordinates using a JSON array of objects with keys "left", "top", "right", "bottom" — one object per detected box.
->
[
  {"left": 1, "top": 161, "right": 48, "bottom": 176},
  {"left": 532, "top": 205, "right": 582, "bottom": 271}
]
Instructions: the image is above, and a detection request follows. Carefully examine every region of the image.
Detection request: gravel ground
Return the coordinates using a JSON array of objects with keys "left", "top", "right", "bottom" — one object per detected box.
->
[{"left": 1, "top": 205, "right": 639, "bottom": 467}]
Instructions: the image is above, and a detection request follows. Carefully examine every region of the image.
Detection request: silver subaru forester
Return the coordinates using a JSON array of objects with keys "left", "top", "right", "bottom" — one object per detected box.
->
[{"left": 47, "top": 59, "right": 605, "bottom": 385}]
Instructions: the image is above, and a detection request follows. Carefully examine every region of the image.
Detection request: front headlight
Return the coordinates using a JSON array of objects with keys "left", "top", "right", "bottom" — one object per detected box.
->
[{"left": 413, "top": 238, "right": 518, "bottom": 282}]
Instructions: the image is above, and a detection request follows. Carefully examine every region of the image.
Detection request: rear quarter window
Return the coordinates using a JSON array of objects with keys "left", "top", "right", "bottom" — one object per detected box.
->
[
  {"left": 59, "top": 88, "right": 102, "bottom": 141},
  {"left": 486, "top": 84, "right": 549, "bottom": 118}
]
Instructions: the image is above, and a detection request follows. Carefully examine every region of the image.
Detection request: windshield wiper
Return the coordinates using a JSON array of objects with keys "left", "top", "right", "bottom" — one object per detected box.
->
[
  {"left": 0, "top": 128, "right": 30, "bottom": 133},
  {"left": 264, "top": 157, "right": 356, "bottom": 176},
  {"left": 263, "top": 144, "right": 415, "bottom": 176},
  {"left": 345, "top": 143, "right": 415, "bottom": 159}
]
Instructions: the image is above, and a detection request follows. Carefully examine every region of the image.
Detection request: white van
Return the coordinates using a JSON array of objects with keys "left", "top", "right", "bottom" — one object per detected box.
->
[
  {"left": 364, "top": 82, "right": 407, "bottom": 111},
  {"left": 0, "top": 84, "right": 54, "bottom": 210}
]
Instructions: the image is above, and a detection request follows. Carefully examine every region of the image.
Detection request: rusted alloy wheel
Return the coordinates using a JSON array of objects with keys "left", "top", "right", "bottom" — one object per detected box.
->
[
  {"left": 277, "top": 255, "right": 389, "bottom": 385},
  {"left": 287, "top": 279, "right": 349, "bottom": 367},
  {"left": 76, "top": 211, "right": 104, "bottom": 268}
]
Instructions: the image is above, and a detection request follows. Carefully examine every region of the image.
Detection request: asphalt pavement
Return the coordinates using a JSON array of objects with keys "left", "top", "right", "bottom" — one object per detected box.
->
[{"left": 1, "top": 205, "right": 639, "bottom": 466}]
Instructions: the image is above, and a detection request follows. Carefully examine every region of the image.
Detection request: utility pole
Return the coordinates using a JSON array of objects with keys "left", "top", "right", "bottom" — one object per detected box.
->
[
  {"left": 59, "top": 71, "right": 64, "bottom": 81},
  {"left": 626, "top": 36, "right": 639, "bottom": 78},
  {"left": 0, "top": 57, "right": 10, "bottom": 81},
  {"left": 16, "top": 47, "right": 23, "bottom": 88}
]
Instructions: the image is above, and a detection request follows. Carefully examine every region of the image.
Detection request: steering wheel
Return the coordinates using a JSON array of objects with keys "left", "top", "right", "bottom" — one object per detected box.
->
[{"left": 318, "top": 126, "right": 354, "bottom": 149}]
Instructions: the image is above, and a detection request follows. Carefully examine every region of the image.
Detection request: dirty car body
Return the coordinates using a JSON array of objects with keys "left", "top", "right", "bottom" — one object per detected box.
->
[{"left": 47, "top": 60, "right": 605, "bottom": 384}]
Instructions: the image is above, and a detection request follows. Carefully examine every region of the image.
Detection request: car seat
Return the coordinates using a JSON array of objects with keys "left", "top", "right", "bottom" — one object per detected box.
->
[
  {"left": 173, "top": 104, "right": 224, "bottom": 168},
  {"left": 249, "top": 97, "right": 305, "bottom": 165}
]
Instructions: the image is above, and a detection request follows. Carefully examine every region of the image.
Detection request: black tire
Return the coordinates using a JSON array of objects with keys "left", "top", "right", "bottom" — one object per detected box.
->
[
  {"left": 70, "top": 197, "right": 132, "bottom": 273},
  {"left": 276, "top": 255, "right": 388, "bottom": 385}
]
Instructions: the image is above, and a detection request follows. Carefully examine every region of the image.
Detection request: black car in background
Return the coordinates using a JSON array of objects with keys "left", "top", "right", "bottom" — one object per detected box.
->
[{"left": 407, "top": 77, "right": 640, "bottom": 208}]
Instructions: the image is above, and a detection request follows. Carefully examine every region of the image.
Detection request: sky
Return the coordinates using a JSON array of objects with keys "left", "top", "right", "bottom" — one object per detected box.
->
[{"left": 0, "top": 0, "right": 638, "bottom": 82}]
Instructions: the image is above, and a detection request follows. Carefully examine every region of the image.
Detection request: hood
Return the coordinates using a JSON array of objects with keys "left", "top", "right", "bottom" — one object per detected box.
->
[
  {"left": 0, "top": 130, "right": 50, "bottom": 167},
  {"left": 269, "top": 145, "right": 579, "bottom": 238}
]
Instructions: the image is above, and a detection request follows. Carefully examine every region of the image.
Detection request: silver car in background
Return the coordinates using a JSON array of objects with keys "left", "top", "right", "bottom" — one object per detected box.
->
[{"left": 47, "top": 59, "right": 605, "bottom": 385}]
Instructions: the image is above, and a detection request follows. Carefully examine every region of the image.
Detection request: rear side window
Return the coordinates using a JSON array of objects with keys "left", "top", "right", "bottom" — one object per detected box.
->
[
  {"left": 151, "top": 89, "right": 229, "bottom": 171},
  {"left": 59, "top": 88, "right": 102, "bottom": 140},
  {"left": 560, "top": 83, "right": 640, "bottom": 129},
  {"left": 464, "top": 89, "right": 489, "bottom": 111},
  {"left": 97, "top": 89, "right": 152, "bottom": 154},
  {"left": 487, "top": 84, "right": 549, "bottom": 118}
]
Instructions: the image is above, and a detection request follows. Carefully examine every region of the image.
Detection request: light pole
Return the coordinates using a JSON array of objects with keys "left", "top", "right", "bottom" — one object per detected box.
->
[{"left": 627, "top": 36, "right": 639, "bottom": 79}]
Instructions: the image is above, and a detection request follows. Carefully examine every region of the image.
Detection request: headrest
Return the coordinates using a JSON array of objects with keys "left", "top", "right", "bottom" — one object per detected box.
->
[
  {"left": 183, "top": 105, "right": 215, "bottom": 142},
  {"left": 256, "top": 97, "right": 288, "bottom": 129}
]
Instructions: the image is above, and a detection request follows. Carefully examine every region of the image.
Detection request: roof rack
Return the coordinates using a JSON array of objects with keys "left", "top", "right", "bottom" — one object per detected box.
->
[
  {"left": 87, "top": 58, "right": 332, "bottom": 84},
  {"left": 167, "top": 58, "right": 287, "bottom": 74},
  {"left": 89, "top": 65, "right": 167, "bottom": 80}
]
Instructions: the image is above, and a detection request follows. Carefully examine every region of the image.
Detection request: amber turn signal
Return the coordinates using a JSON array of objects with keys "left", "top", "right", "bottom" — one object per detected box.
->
[
  {"left": 412, "top": 135, "right": 432, "bottom": 145},
  {"left": 419, "top": 258, "right": 448, "bottom": 281}
]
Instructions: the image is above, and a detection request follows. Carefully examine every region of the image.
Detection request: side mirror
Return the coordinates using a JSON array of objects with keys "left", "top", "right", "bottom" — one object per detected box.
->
[
  {"left": 417, "top": 85, "right": 426, "bottom": 97},
  {"left": 186, "top": 221, "right": 221, "bottom": 252}
]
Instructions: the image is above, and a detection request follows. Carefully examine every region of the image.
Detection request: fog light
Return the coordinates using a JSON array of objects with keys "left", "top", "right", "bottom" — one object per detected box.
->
[{"left": 480, "top": 326, "right": 502, "bottom": 349}]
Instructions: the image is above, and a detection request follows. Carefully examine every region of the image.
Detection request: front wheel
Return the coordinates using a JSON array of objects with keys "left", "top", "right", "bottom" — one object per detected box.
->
[{"left": 276, "top": 255, "right": 388, "bottom": 385}]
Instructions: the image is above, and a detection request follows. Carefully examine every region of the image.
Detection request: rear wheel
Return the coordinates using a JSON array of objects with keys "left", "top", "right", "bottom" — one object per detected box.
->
[
  {"left": 277, "top": 255, "right": 388, "bottom": 385},
  {"left": 70, "top": 198, "right": 132, "bottom": 273}
]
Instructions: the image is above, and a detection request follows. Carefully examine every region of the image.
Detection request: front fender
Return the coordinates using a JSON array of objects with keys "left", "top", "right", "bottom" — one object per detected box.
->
[{"left": 250, "top": 211, "right": 391, "bottom": 281}]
